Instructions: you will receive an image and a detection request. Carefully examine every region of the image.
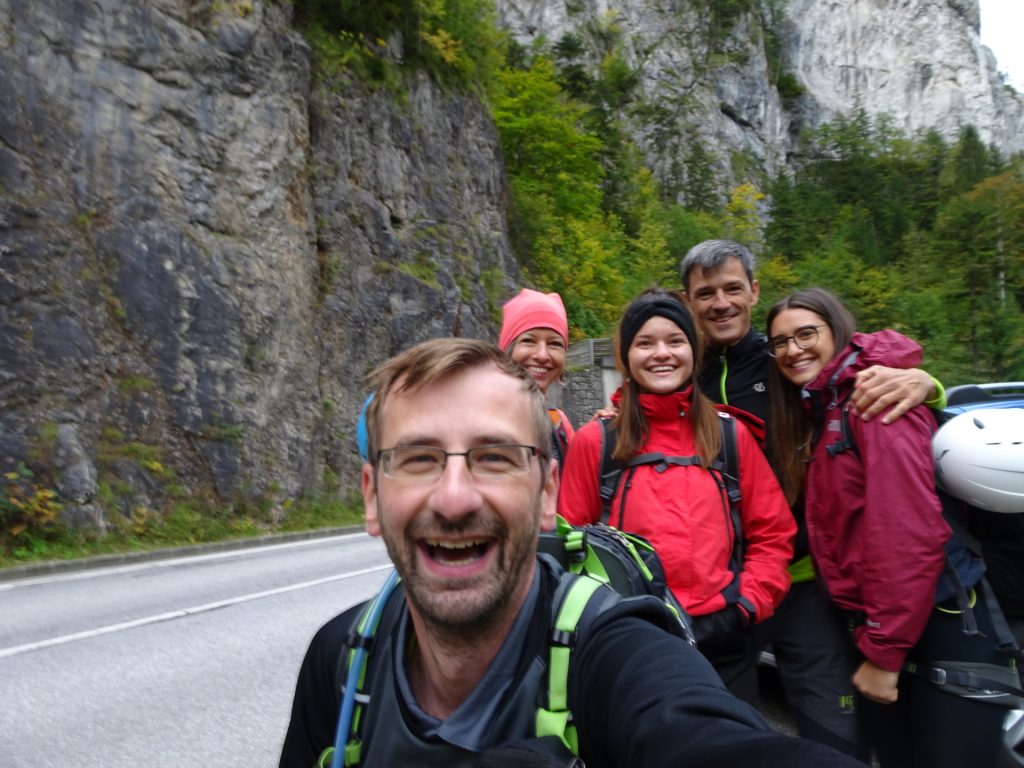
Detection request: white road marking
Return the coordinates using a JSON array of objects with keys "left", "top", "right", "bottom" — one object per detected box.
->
[
  {"left": 0, "top": 532, "right": 370, "bottom": 591},
  {"left": 0, "top": 562, "right": 392, "bottom": 659}
]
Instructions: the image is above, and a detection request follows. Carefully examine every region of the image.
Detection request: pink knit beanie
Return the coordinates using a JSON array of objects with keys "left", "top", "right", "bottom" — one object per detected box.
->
[{"left": 498, "top": 289, "right": 569, "bottom": 351}]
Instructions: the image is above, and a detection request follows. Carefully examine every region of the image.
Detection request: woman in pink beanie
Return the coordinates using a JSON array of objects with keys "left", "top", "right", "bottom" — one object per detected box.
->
[{"left": 499, "top": 288, "right": 575, "bottom": 469}]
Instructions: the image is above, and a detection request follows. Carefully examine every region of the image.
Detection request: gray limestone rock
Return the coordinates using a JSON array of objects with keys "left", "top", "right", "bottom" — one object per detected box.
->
[
  {"left": 0, "top": 0, "right": 519, "bottom": 531},
  {"left": 495, "top": 0, "right": 1024, "bottom": 201}
]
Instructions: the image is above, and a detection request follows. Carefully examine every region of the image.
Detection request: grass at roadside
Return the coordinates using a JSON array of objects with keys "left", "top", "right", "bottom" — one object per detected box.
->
[{"left": 0, "top": 495, "right": 366, "bottom": 570}]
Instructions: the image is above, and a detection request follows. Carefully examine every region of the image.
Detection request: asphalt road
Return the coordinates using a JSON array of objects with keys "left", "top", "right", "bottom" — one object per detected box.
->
[
  {"left": 1, "top": 532, "right": 801, "bottom": 766},
  {"left": 0, "top": 533, "right": 391, "bottom": 768}
]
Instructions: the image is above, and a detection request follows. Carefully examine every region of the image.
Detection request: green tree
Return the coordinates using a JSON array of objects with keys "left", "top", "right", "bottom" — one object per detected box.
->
[
  {"left": 722, "top": 183, "right": 765, "bottom": 249},
  {"left": 683, "top": 138, "right": 721, "bottom": 213},
  {"left": 489, "top": 57, "right": 627, "bottom": 336},
  {"left": 552, "top": 33, "right": 593, "bottom": 100},
  {"left": 927, "top": 172, "right": 1024, "bottom": 381},
  {"left": 940, "top": 126, "right": 998, "bottom": 195}
]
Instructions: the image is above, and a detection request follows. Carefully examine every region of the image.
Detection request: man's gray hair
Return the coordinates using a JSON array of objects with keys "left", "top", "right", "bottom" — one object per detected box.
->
[{"left": 680, "top": 240, "right": 757, "bottom": 292}]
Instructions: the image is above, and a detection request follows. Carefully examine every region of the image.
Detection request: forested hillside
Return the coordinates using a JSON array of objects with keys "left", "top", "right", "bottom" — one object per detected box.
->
[{"left": 300, "top": 0, "right": 1023, "bottom": 382}]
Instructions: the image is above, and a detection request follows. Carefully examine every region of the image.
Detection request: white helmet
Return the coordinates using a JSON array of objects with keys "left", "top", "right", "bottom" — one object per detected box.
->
[{"left": 933, "top": 408, "right": 1024, "bottom": 514}]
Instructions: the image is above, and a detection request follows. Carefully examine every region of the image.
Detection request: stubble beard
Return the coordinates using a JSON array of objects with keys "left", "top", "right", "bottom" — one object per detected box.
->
[{"left": 378, "top": 498, "right": 542, "bottom": 639}]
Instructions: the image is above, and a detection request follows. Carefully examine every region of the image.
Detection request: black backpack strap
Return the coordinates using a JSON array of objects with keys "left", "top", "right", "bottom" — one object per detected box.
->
[
  {"left": 629, "top": 452, "right": 702, "bottom": 470},
  {"left": 979, "top": 577, "right": 1024, "bottom": 661},
  {"left": 941, "top": 558, "right": 980, "bottom": 637},
  {"left": 903, "top": 657, "right": 1024, "bottom": 706},
  {"left": 826, "top": 394, "right": 859, "bottom": 458},
  {"left": 550, "top": 410, "right": 570, "bottom": 473},
  {"left": 810, "top": 349, "right": 861, "bottom": 457},
  {"left": 709, "top": 414, "right": 750, "bottom": 614},
  {"left": 597, "top": 418, "right": 622, "bottom": 525}
]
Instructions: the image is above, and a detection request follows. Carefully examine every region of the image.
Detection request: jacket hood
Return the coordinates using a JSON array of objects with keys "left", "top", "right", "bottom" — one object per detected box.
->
[{"left": 807, "top": 330, "right": 923, "bottom": 393}]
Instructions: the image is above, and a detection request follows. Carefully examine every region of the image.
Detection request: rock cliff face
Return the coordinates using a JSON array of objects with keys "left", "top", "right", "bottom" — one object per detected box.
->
[
  {"left": 1, "top": 0, "right": 1019, "bottom": 529},
  {"left": 0, "top": 0, "right": 515, "bottom": 525},
  {"left": 497, "top": 0, "right": 1024, "bottom": 196},
  {"left": 783, "top": 0, "right": 1024, "bottom": 154}
]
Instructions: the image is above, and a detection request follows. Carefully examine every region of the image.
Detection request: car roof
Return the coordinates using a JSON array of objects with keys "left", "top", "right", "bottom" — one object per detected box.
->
[{"left": 943, "top": 382, "right": 1024, "bottom": 414}]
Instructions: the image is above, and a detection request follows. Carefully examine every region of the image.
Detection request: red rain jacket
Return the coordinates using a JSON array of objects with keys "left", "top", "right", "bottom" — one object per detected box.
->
[
  {"left": 558, "top": 387, "right": 794, "bottom": 620},
  {"left": 802, "top": 330, "right": 950, "bottom": 672}
]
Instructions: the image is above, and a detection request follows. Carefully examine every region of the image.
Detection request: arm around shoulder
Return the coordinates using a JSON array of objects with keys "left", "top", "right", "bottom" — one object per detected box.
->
[{"left": 852, "top": 365, "right": 942, "bottom": 424}]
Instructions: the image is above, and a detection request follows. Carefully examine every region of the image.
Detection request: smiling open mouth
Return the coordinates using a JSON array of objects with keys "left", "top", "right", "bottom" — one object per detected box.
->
[{"left": 424, "top": 538, "right": 491, "bottom": 565}]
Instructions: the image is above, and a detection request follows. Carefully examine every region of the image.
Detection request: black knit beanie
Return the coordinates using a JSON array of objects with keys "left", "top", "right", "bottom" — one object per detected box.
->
[{"left": 618, "top": 293, "right": 697, "bottom": 361}]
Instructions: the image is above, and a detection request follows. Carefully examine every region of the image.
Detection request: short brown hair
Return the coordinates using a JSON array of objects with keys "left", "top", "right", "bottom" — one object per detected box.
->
[
  {"left": 680, "top": 239, "right": 756, "bottom": 293},
  {"left": 363, "top": 338, "right": 552, "bottom": 469}
]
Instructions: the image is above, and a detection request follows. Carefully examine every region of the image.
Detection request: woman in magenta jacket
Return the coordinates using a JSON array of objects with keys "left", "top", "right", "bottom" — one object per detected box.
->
[
  {"left": 558, "top": 289, "right": 795, "bottom": 703},
  {"left": 766, "top": 287, "right": 1011, "bottom": 767}
]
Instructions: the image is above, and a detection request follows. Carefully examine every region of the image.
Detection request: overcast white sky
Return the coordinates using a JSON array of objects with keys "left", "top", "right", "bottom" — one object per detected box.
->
[{"left": 979, "top": 0, "right": 1024, "bottom": 90}]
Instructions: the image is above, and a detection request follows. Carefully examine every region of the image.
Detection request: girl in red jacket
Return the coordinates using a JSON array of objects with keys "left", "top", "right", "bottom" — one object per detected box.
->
[
  {"left": 766, "top": 287, "right": 1013, "bottom": 767},
  {"left": 558, "top": 289, "right": 795, "bottom": 703}
]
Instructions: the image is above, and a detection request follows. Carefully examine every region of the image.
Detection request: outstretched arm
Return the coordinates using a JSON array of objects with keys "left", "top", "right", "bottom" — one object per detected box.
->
[
  {"left": 850, "top": 366, "right": 943, "bottom": 424},
  {"left": 572, "top": 608, "right": 866, "bottom": 767}
]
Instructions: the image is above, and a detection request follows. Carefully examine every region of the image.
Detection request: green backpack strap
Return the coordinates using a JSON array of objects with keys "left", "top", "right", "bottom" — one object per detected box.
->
[{"left": 535, "top": 572, "right": 608, "bottom": 754}]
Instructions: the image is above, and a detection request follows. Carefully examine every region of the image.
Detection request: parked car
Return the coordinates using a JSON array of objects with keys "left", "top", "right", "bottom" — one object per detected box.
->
[
  {"left": 942, "top": 381, "right": 1024, "bottom": 415},
  {"left": 937, "top": 384, "right": 1024, "bottom": 768}
]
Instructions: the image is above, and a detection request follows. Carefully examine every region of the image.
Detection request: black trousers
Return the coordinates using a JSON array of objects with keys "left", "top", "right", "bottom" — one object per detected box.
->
[
  {"left": 701, "top": 625, "right": 759, "bottom": 705},
  {"left": 755, "top": 580, "right": 870, "bottom": 761}
]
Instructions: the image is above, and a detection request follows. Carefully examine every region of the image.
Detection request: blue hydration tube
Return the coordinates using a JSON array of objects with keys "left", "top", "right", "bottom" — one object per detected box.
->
[
  {"left": 356, "top": 394, "right": 373, "bottom": 462},
  {"left": 330, "top": 568, "right": 401, "bottom": 768}
]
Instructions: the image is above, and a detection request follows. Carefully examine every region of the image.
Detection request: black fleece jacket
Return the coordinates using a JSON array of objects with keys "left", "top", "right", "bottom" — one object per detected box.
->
[{"left": 279, "top": 558, "right": 862, "bottom": 768}]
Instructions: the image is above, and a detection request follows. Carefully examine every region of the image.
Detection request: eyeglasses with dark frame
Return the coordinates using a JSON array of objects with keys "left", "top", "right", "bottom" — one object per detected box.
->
[
  {"left": 376, "top": 444, "right": 539, "bottom": 480},
  {"left": 768, "top": 324, "right": 830, "bottom": 358}
]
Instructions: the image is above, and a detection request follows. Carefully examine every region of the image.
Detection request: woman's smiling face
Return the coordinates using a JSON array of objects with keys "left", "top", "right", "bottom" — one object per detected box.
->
[
  {"left": 627, "top": 316, "right": 694, "bottom": 394},
  {"left": 508, "top": 328, "right": 566, "bottom": 394},
  {"left": 769, "top": 308, "right": 836, "bottom": 387}
]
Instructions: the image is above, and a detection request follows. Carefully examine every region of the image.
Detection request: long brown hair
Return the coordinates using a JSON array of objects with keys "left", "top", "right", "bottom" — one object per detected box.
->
[
  {"left": 765, "top": 288, "right": 857, "bottom": 503},
  {"left": 612, "top": 288, "right": 722, "bottom": 465}
]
